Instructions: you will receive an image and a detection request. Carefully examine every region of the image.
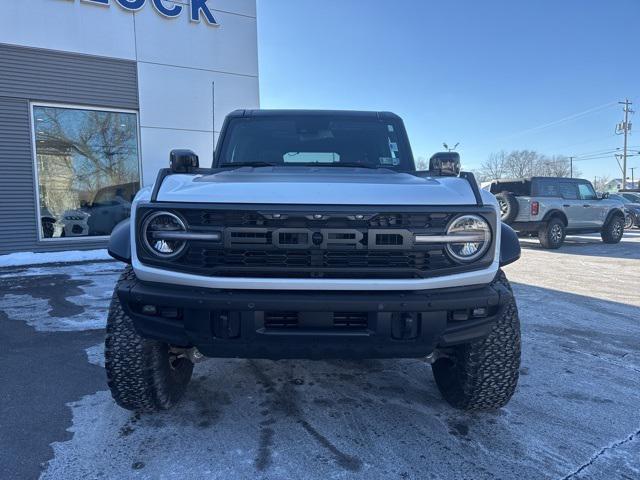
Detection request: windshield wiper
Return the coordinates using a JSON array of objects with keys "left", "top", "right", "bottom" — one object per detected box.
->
[{"left": 219, "top": 161, "right": 278, "bottom": 168}]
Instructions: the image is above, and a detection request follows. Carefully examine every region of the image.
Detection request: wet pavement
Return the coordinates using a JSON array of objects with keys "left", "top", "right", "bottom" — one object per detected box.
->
[{"left": 1, "top": 233, "right": 639, "bottom": 479}]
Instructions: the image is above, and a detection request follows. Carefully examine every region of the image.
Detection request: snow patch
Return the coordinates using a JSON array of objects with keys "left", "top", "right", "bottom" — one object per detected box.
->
[
  {"left": 2, "top": 294, "right": 108, "bottom": 332},
  {"left": 1, "top": 262, "right": 121, "bottom": 332},
  {"left": 0, "top": 249, "right": 111, "bottom": 268},
  {"left": 86, "top": 342, "right": 105, "bottom": 367}
]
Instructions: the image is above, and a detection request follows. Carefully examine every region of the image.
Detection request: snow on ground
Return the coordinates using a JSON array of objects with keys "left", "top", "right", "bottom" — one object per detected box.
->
[
  {"left": 85, "top": 343, "right": 106, "bottom": 368},
  {"left": 0, "top": 249, "right": 111, "bottom": 268},
  {"left": 0, "top": 261, "right": 122, "bottom": 331},
  {"left": 2, "top": 233, "right": 639, "bottom": 479}
]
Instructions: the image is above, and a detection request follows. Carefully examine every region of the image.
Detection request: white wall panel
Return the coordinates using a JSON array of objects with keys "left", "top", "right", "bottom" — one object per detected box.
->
[
  {"left": 134, "top": 7, "right": 258, "bottom": 76},
  {"left": 140, "top": 127, "right": 217, "bottom": 184},
  {"left": 0, "top": 0, "right": 136, "bottom": 60},
  {"left": 137, "top": 62, "right": 259, "bottom": 132}
]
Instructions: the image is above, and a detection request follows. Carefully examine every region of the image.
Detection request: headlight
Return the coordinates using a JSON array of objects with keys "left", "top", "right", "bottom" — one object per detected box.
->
[
  {"left": 444, "top": 214, "right": 491, "bottom": 262},
  {"left": 142, "top": 211, "right": 187, "bottom": 258}
]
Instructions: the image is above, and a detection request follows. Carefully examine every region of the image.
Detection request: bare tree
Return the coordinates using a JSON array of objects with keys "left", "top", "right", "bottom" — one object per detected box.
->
[
  {"left": 593, "top": 175, "right": 611, "bottom": 192},
  {"left": 503, "top": 150, "right": 536, "bottom": 178},
  {"left": 476, "top": 151, "right": 506, "bottom": 181},
  {"left": 479, "top": 150, "right": 581, "bottom": 181},
  {"left": 415, "top": 156, "right": 429, "bottom": 171},
  {"left": 537, "top": 155, "right": 581, "bottom": 178}
]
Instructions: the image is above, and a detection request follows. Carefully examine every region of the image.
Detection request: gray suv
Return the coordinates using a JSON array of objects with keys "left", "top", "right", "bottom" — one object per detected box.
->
[{"left": 487, "top": 177, "right": 626, "bottom": 249}]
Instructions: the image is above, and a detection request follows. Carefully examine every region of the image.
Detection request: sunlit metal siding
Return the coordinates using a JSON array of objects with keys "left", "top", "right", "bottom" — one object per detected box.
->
[{"left": 0, "top": 43, "right": 138, "bottom": 110}]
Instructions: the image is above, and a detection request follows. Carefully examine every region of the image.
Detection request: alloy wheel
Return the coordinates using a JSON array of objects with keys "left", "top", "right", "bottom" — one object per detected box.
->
[
  {"left": 612, "top": 220, "right": 623, "bottom": 239},
  {"left": 550, "top": 224, "right": 563, "bottom": 243}
]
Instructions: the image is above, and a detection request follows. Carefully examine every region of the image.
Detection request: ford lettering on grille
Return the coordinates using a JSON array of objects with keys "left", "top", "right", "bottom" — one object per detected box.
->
[{"left": 224, "top": 227, "right": 412, "bottom": 250}]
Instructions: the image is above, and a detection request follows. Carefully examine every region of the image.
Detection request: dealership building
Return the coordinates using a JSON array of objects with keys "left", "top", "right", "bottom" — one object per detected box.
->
[{"left": 0, "top": 0, "right": 259, "bottom": 254}]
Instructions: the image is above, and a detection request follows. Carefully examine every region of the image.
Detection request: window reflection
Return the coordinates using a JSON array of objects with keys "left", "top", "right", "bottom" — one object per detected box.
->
[{"left": 33, "top": 105, "right": 140, "bottom": 239}]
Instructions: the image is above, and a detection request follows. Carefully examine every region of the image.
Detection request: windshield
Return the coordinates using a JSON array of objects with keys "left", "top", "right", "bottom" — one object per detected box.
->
[{"left": 216, "top": 115, "right": 413, "bottom": 170}]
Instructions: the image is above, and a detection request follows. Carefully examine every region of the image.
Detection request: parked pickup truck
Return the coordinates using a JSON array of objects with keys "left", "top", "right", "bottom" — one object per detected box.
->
[
  {"left": 488, "top": 177, "right": 626, "bottom": 249},
  {"left": 106, "top": 109, "right": 522, "bottom": 413}
]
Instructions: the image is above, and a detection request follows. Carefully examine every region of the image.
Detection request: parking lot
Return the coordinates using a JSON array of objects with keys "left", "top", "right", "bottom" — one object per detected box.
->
[{"left": 1, "top": 233, "right": 639, "bottom": 480}]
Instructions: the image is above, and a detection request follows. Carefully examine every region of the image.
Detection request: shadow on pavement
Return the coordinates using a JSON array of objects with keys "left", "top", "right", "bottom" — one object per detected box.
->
[{"left": 519, "top": 232, "right": 640, "bottom": 260}]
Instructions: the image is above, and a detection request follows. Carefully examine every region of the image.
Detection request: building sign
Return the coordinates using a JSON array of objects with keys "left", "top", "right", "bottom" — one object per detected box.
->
[{"left": 78, "top": 0, "right": 218, "bottom": 25}]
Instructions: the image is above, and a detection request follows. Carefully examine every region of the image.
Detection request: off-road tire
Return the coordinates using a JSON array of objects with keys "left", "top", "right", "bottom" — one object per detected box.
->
[
  {"left": 538, "top": 217, "right": 565, "bottom": 249},
  {"left": 495, "top": 192, "right": 519, "bottom": 223},
  {"left": 105, "top": 267, "right": 194, "bottom": 412},
  {"left": 601, "top": 214, "right": 624, "bottom": 244},
  {"left": 432, "top": 270, "right": 521, "bottom": 411}
]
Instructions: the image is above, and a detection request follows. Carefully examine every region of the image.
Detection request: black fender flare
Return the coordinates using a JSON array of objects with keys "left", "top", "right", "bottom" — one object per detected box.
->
[
  {"left": 542, "top": 209, "right": 568, "bottom": 226},
  {"left": 108, "top": 219, "right": 131, "bottom": 264},
  {"left": 499, "top": 223, "right": 521, "bottom": 267},
  {"left": 604, "top": 207, "right": 625, "bottom": 226}
]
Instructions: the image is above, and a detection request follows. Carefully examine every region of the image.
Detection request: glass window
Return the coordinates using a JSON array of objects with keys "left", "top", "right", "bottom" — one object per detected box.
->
[
  {"left": 33, "top": 105, "right": 140, "bottom": 239},
  {"left": 217, "top": 116, "right": 411, "bottom": 170},
  {"left": 559, "top": 182, "right": 578, "bottom": 200},
  {"left": 577, "top": 183, "right": 597, "bottom": 200},
  {"left": 535, "top": 180, "right": 560, "bottom": 197}
]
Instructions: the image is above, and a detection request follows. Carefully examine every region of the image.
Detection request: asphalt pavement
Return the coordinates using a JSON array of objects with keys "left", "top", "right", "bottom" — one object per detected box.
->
[{"left": 1, "top": 233, "right": 639, "bottom": 480}]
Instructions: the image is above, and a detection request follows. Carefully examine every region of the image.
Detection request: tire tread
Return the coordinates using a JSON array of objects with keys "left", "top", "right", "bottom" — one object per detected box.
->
[{"left": 432, "top": 270, "right": 521, "bottom": 411}]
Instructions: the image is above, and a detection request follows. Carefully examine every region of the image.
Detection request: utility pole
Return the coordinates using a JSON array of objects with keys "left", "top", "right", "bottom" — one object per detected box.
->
[
  {"left": 569, "top": 156, "right": 575, "bottom": 178},
  {"left": 631, "top": 167, "right": 636, "bottom": 188},
  {"left": 616, "top": 99, "right": 634, "bottom": 189}
]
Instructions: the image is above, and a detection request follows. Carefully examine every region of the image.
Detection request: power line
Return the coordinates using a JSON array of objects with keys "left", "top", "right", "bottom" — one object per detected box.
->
[
  {"left": 575, "top": 151, "right": 621, "bottom": 160},
  {"left": 574, "top": 146, "right": 621, "bottom": 157},
  {"left": 549, "top": 133, "right": 618, "bottom": 152},
  {"left": 496, "top": 101, "right": 618, "bottom": 142}
]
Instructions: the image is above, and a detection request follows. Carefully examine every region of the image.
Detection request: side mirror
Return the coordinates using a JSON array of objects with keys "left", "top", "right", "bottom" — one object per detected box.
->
[
  {"left": 601, "top": 192, "right": 610, "bottom": 199},
  {"left": 429, "top": 152, "right": 461, "bottom": 176},
  {"left": 170, "top": 149, "right": 199, "bottom": 173}
]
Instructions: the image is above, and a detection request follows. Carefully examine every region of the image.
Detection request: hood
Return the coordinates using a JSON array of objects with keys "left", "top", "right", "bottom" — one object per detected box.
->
[{"left": 153, "top": 167, "right": 480, "bottom": 206}]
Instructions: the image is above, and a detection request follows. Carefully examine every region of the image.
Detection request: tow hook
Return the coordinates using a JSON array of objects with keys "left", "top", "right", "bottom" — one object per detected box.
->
[
  {"left": 187, "top": 348, "right": 205, "bottom": 363},
  {"left": 171, "top": 347, "right": 205, "bottom": 364},
  {"left": 425, "top": 351, "right": 441, "bottom": 364}
]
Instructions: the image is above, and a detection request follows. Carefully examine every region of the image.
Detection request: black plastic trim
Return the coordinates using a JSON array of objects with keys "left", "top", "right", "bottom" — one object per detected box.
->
[
  {"left": 542, "top": 209, "right": 568, "bottom": 225},
  {"left": 107, "top": 219, "right": 131, "bottom": 264},
  {"left": 604, "top": 208, "right": 625, "bottom": 227},
  {"left": 459, "top": 172, "right": 484, "bottom": 207},
  {"left": 509, "top": 221, "right": 544, "bottom": 232},
  {"left": 499, "top": 223, "right": 521, "bottom": 267},
  {"left": 116, "top": 277, "right": 511, "bottom": 359}
]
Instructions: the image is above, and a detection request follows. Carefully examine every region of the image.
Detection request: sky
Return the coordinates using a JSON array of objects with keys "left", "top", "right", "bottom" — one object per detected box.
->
[{"left": 256, "top": 0, "right": 639, "bottom": 182}]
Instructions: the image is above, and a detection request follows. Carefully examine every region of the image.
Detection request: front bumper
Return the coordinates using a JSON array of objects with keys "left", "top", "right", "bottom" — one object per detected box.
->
[{"left": 117, "top": 277, "right": 512, "bottom": 360}]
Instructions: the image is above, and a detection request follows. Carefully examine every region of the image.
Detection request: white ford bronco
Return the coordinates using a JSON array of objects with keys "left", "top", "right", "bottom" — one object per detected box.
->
[
  {"left": 106, "top": 110, "right": 522, "bottom": 412},
  {"left": 488, "top": 177, "right": 626, "bottom": 249}
]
